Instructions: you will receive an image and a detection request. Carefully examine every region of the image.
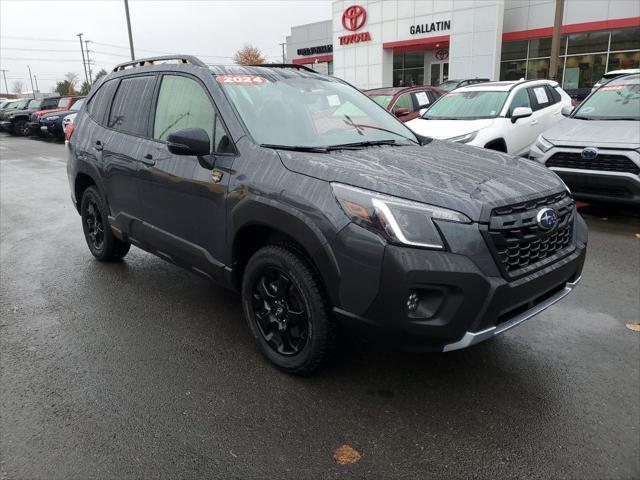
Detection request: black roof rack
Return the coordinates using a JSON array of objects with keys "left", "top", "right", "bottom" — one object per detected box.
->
[
  {"left": 113, "top": 55, "right": 207, "bottom": 72},
  {"left": 249, "top": 63, "right": 318, "bottom": 73}
]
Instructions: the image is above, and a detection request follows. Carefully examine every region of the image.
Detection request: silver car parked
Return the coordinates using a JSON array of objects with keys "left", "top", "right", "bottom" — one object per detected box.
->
[{"left": 530, "top": 73, "right": 640, "bottom": 206}]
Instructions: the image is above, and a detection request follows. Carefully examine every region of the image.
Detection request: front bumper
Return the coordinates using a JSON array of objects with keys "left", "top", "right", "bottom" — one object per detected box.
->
[
  {"left": 332, "top": 216, "right": 587, "bottom": 352},
  {"left": 530, "top": 144, "right": 640, "bottom": 205}
]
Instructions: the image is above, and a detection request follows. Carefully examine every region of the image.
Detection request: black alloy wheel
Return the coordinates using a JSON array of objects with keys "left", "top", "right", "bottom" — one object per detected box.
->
[
  {"left": 15, "top": 120, "right": 30, "bottom": 137},
  {"left": 84, "top": 198, "right": 105, "bottom": 252},
  {"left": 252, "top": 267, "right": 309, "bottom": 356}
]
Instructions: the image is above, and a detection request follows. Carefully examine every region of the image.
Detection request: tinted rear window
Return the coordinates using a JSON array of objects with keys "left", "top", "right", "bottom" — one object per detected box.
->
[
  {"left": 107, "top": 76, "right": 156, "bottom": 136},
  {"left": 87, "top": 80, "right": 119, "bottom": 124}
]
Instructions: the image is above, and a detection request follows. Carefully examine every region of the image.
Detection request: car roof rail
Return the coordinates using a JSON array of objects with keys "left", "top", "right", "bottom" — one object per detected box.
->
[
  {"left": 249, "top": 63, "right": 319, "bottom": 73},
  {"left": 113, "top": 55, "right": 207, "bottom": 72}
]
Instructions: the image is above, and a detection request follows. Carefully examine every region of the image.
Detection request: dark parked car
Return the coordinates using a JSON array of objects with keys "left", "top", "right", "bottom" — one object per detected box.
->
[
  {"left": 438, "top": 78, "right": 490, "bottom": 92},
  {"left": 67, "top": 55, "right": 587, "bottom": 374},
  {"left": 0, "top": 99, "right": 30, "bottom": 131},
  {"left": 1, "top": 96, "right": 59, "bottom": 135},
  {"left": 38, "top": 97, "right": 85, "bottom": 139},
  {"left": 365, "top": 85, "right": 445, "bottom": 121}
]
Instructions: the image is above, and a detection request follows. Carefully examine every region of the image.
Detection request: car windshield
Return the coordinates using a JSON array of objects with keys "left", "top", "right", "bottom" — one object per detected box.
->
[
  {"left": 57, "top": 97, "right": 71, "bottom": 108},
  {"left": 423, "top": 90, "right": 508, "bottom": 119},
  {"left": 438, "top": 81, "right": 459, "bottom": 92},
  {"left": 367, "top": 94, "right": 394, "bottom": 109},
  {"left": 28, "top": 99, "right": 42, "bottom": 109},
  {"left": 13, "top": 100, "right": 28, "bottom": 109},
  {"left": 70, "top": 98, "right": 84, "bottom": 111},
  {"left": 574, "top": 77, "right": 640, "bottom": 120},
  {"left": 217, "top": 74, "right": 417, "bottom": 148}
]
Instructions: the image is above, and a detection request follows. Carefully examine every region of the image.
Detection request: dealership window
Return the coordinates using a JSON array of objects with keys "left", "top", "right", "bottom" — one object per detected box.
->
[
  {"left": 500, "top": 27, "right": 640, "bottom": 90},
  {"left": 393, "top": 52, "right": 424, "bottom": 87}
]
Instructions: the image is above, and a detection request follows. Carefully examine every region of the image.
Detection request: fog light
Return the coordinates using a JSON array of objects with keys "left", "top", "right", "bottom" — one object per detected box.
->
[{"left": 406, "top": 292, "right": 419, "bottom": 312}]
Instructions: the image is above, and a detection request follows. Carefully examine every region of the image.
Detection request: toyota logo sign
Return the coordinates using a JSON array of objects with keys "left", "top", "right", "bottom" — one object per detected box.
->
[{"left": 342, "top": 5, "right": 367, "bottom": 31}]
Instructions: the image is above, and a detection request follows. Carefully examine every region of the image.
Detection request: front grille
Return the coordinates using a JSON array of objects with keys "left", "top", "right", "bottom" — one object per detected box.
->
[
  {"left": 548, "top": 152, "right": 639, "bottom": 174},
  {"left": 485, "top": 192, "right": 575, "bottom": 279}
]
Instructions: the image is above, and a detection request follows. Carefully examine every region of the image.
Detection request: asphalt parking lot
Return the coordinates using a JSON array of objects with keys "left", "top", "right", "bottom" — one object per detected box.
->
[{"left": 1, "top": 133, "right": 639, "bottom": 480}]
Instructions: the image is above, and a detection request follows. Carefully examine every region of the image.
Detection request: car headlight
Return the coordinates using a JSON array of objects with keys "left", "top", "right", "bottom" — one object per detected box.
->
[
  {"left": 535, "top": 135, "right": 554, "bottom": 152},
  {"left": 47, "top": 116, "right": 59, "bottom": 121},
  {"left": 331, "top": 183, "right": 470, "bottom": 250},
  {"left": 446, "top": 131, "right": 477, "bottom": 144}
]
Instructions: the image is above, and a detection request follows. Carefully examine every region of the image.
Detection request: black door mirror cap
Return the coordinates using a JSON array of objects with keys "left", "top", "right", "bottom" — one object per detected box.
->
[{"left": 167, "top": 127, "right": 211, "bottom": 157}]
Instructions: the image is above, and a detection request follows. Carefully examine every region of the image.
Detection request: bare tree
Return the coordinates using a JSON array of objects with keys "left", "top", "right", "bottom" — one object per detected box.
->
[
  {"left": 233, "top": 45, "right": 265, "bottom": 66},
  {"left": 64, "top": 72, "right": 79, "bottom": 87},
  {"left": 11, "top": 80, "right": 24, "bottom": 94}
]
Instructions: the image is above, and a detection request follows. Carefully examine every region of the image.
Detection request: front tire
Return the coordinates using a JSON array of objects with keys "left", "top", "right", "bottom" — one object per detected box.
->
[
  {"left": 13, "top": 120, "right": 30, "bottom": 137},
  {"left": 241, "top": 245, "right": 336, "bottom": 375},
  {"left": 80, "top": 186, "right": 130, "bottom": 261}
]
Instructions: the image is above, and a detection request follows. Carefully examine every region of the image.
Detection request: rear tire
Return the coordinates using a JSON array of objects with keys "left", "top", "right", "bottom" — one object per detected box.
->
[
  {"left": 241, "top": 245, "right": 336, "bottom": 375},
  {"left": 80, "top": 186, "right": 130, "bottom": 261}
]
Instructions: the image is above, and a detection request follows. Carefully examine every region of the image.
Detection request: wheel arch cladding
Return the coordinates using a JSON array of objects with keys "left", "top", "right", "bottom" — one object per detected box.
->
[
  {"left": 485, "top": 138, "right": 507, "bottom": 152},
  {"left": 230, "top": 199, "right": 342, "bottom": 307},
  {"left": 74, "top": 173, "right": 96, "bottom": 212}
]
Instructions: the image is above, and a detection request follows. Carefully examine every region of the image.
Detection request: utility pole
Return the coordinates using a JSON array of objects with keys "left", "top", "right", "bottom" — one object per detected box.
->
[
  {"left": 0, "top": 69, "right": 8, "bottom": 96},
  {"left": 27, "top": 65, "right": 36, "bottom": 98},
  {"left": 124, "top": 0, "right": 135, "bottom": 60},
  {"left": 85, "top": 40, "right": 93, "bottom": 84},
  {"left": 549, "top": 0, "right": 565, "bottom": 81},
  {"left": 34, "top": 75, "right": 39, "bottom": 93},
  {"left": 279, "top": 42, "right": 286, "bottom": 63},
  {"left": 77, "top": 33, "right": 89, "bottom": 86}
]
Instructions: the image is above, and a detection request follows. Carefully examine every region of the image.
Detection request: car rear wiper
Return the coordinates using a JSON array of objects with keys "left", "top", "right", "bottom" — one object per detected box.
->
[
  {"left": 326, "top": 139, "right": 400, "bottom": 150},
  {"left": 260, "top": 144, "right": 329, "bottom": 153}
]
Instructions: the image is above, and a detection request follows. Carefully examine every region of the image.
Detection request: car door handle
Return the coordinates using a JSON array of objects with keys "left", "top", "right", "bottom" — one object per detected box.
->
[
  {"left": 140, "top": 153, "right": 155, "bottom": 166},
  {"left": 531, "top": 120, "right": 538, "bottom": 125},
  {"left": 95, "top": 140, "right": 103, "bottom": 151}
]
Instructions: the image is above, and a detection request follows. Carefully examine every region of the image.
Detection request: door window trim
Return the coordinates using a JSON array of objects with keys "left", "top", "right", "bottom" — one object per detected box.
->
[{"left": 149, "top": 71, "right": 237, "bottom": 156}]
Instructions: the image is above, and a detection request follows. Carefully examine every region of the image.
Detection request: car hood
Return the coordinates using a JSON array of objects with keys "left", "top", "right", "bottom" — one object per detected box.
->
[
  {"left": 405, "top": 118, "right": 494, "bottom": 139},
  {"left": 542, "top": 117, "right": 640, "bottom": 147},
  {"left": 42, "top": 109, "right": 73, "bottom": 119},
  {"left": 276, "top": 140, "right": 565, "bottom": 222}
]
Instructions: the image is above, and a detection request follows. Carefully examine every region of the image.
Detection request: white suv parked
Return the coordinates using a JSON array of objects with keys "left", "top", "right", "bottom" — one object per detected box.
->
[{"left": 406, "top": 79, "right": 573, "bottom": 156}]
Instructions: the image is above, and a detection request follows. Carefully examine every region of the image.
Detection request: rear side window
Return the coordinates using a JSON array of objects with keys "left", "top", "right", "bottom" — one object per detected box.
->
[
  {"left": 412, "top": 90, "right": 432, "bottom": 109},
  {"left": 87, "top": 79, "right": 119, "bottom": 124},
  {"left": 108, "top": 76, "right": 156, "bottom": 136},
  {"left": 153, "top": 74, "right": 232, "bottom": 153},
  {"left": 547, "top": 85, "right": 561, "bottom": 104},
  {"left": 528, "top": 85, "right": 553, "bottom": 111}
]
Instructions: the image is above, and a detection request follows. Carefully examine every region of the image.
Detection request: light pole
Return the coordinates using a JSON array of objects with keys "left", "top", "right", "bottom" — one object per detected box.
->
[
  {"left": 77, "top": 33, "right": 89, "bottom": 85},
  {"left": 549, "top": 0, "right": 565, "bottom": 81},
  {"left": 34, "top": 75, "right": 39, "bottom": 93},
  {"left": 0, "top": 69, "right": 8, "bottom": 96},
  {"left": 85, "top": 40, "right": 93, "bottom": 84},
  {"left": 124, "top": 0, "right": 135, "bottom": 60},
  {"left": 27, "top": 65, "right": 36, "bottom": 98},
  {"left": 279, "top": 42, "right": 286, "bottom": 63}
]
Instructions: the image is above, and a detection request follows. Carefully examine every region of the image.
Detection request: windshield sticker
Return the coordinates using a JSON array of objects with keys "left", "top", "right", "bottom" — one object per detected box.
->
[
  {"left": 216, "top": 75, "right": 268, "bottom": 85},
  {"left": 327, "top": 94, "right": 341, "bottom": 107},
  {"left": 533, "top": 87, "right": 548, "bottom": 104},
  {"left": 599, "top": 85, "right": 624, "bottom": 92}
]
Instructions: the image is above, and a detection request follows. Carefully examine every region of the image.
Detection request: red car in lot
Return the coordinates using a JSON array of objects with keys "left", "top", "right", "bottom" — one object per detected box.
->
[{"left": 364, "top": 85, "right": 445, "bottom": 122}]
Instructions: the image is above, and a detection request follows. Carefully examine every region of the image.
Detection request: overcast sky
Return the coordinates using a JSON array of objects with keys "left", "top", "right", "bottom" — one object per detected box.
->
[{"left": 0, "top": 0, "right": 332, "bottom": 94}]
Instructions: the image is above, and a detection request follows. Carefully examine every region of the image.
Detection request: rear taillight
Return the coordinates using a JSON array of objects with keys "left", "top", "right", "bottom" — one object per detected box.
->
[
  {"left": 571, "top": 98, "right": 577, "bottom": 107},
  {"left": 65, "top": 123, "right": 75, "bottom": 141}
]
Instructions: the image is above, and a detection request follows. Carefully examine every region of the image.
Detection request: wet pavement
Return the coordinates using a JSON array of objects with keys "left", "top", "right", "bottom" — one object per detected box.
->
[{"left": 1, "top": 133, "right": 639, "bottom": 479}]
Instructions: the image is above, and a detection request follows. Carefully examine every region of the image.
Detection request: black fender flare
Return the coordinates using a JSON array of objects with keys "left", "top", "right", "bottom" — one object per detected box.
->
[{"left": 228, "top": 195, "right": 342, "bottom": 306}]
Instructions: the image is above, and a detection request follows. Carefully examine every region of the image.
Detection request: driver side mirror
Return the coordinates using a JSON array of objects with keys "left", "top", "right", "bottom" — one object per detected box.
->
[
  {"left": 167, "top": 128, "right": 211, "bottom": 157},
  {"left": 511, "top": 106, "right": 533, "bottom": 123},
  {"left": 394, "top": 107, "right": 411, "bottom": 117},
  {"left": 561, "top": 105, "right": 573, "bottom": 117}
]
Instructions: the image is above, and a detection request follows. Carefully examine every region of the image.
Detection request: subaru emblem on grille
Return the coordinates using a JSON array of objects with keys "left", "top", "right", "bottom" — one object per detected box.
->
[
  {"left": 536, "top": 207, "right": 559, "bottom": 231},
  {"left": 581, "top": 147, "right": 598, "bottom": 160}
]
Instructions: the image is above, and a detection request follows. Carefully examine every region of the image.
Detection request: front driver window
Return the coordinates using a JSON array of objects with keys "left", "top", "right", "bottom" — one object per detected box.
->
[
  {"left": 392, "top": 93, "right": 414, "bottom": 112},
  {"left": 154, "top": 75, "right": 232, "bottom": 153},
  {"left": 508, "top": 88, "right": 531, "bottom": 116}
]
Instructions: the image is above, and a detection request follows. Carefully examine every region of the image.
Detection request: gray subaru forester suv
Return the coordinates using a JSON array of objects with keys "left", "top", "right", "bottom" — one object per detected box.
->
[{"left": 67, "top": 55, "right": 587, "bottom": 374}]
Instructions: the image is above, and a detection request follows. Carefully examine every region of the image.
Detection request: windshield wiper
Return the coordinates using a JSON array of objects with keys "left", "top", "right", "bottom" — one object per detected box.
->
[
  {"left": 260, "top": 144, "right": 329, "bottom": 153},
  {"left": 342, "top": 114, "right": 419, "bottom": 145},
  {"left": 572, "top": 115, "right": 596, "bottom": 120},
  {"left": 326, "top": 139, "right": 400, "bottom": 150}
]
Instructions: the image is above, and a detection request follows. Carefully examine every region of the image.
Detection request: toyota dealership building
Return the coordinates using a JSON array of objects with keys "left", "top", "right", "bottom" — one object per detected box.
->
[{"left": 286, "top": 0, "right": 640, "bottom": 94}]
